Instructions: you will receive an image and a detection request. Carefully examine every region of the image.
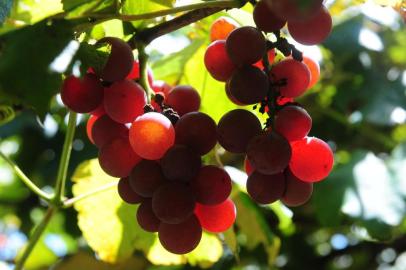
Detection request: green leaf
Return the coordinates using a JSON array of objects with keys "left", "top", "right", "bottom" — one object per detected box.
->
[
  {"left": 122, "top": 0, "right": 174, "bottom": 28},
  {"left": 234, "top": 192, "right": 280, "bottom": 265},
  {"left": 0, "top": 19, "right": 74, "bottom": 118},
  {"left": 72, "top": 159, "right": 223, "bottom": 267},
  {"left": 63, "top": 0, "right": 116, "bottom": 18}
]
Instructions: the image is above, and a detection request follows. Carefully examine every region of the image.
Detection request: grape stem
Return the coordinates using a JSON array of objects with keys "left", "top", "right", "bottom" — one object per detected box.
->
[
  {"left": 62, "top": 181, "right": 118, "bottom": 208},
  {"left": 0, "top": 151, "right": 53, "bottom": 202},
  {"left": 137, "top": 43, "right": 154, "bottom": 103}
]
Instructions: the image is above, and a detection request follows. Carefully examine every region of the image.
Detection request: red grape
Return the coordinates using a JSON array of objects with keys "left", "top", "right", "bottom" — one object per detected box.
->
[
  {"left": 253, "top": 0, "right": 286, "bottom": 32},
  {"left": 126, "top": 60, "right": 154, "bottom": 86},
  {"left": 104, "top": 80, "right": 147, "bottom": 124},
  {"left": 129, "top": 160, "right": 166, "bottom": 197},
  {"left": 254, "top": 49, "right": 276, "bottom": 69},
  {"left": 302, "top": 56, "right": 320, "bottom": 89},
  {"left": 270, "top": 58, "right": 310, "bottom": 98},
  {"left": 271, "top": 0, "right": 324, "bottom": 21},
  {"left": 91, "top": 114, "right": 129, "bottom": 148},
  {"left": 191, "top": 165, "right": 232, "bottom": 205},
  {"left": 98, "top": 137, "right": 142, "bottom": 178},
  {"left": 152, "top": 80, "right": 172, "bottom": 97},
  {"left": 129, "top": 112, "right": 175, "bottom": 160},
  {"left": 90, "top": 102, "right": 105, "bottom": 116},
  {"left": 195, "top": 199, "right": 236, "bottom": 233},
  {"left": 244, "top": 156, "right": 254, "bottom": 175},
  {"left": 226, "top": 26, "right": 266, "bottom": 66},
  {"left": 281, "top": 169, "right": 313, "bottom": 207},
  {"left": 204, "top": 40, "right": 236, "bottom": 82},
  {"left": 160, "top": 145, "right": 202, "bottom": 182},
  {"left": 96, "top": 37, "right": 134, "bottom": 82},
  {"left": 288, "top": 5, "right": 332, "bottom": 45},
  {"left": 217, "top": 109, "right": 262, "bottom": 153},
  {"left": 277, "top": 96, "right": 294, "bottom": 106},
  {"left": 61, "top": 74, "right": 104, "bottom": 113},
  {"left": 274, "top": 105, "right": 312, "bottom": 142},
  {"left": 86, "top": 114, "right": 100, "bottom": 144},
  {"left": 229, "top": 65, "right": 269, "bottom": 104},
  {"left": 117, "top": 177, "right": 144, "bottom": 204},
  {"left": 158, "top": 214, "right": 202, "bottom": 254},
  {"left": 289, "top": 137, "right": 334, "bottom": 182},
  {"left": 246, "top": 132, "right": 291, "bottom": 175},
  {"left": 137, "top": 199, "right": 161, "bottom": 232},
  {"left": 210, "top": 16, "right": 239, "bottom": 41},
  {"left": 175, "top": 112, "right": 217, "bottom": 155},
  {"left": 246, "top": 171, "right": 285, "bottom": 204},
  {"left": 166, "top": 85, "right": 200, "bottom": 116},
  {"left": 152, "top": 182, "right": 196, "bottom": 224}
]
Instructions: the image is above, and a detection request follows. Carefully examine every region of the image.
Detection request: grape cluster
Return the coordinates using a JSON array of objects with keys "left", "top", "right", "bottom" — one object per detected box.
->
[
  {"left": 204, "top": 1, "right": 334, "bottom": 207},
  {"left": 60, "top": 37, "right": 236, "bottom": 254}
]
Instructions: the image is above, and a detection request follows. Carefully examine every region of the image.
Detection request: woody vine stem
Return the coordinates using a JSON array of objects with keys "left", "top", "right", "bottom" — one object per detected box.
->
[{"left": 0, "top": 1, "right": 246, "bottom": 269}]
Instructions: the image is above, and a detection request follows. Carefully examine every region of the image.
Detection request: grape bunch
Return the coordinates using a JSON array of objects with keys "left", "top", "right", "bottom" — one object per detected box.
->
[
  {"left": 60, "top": 37, "right": 236, "bottom": 254},
  {"left": 204, "top": 0, "right": 334, "bottom": 207}
]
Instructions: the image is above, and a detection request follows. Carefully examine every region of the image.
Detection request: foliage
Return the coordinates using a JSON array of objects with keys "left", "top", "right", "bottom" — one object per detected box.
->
[{"left": 0, "top": 0, "right": 405, "bottom": 270}]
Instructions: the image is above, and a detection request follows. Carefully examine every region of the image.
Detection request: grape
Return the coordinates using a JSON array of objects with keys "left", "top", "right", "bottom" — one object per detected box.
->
[
  {"left": 246, "top": 171, "right": 285, "bottom": 204},
  {"left": 104, "top": 80, "right": 147, "bottom": 124},
  {"left": 204, "top": 40, "right": 236, "bottom": 82},
  {"left": 302, "top": 56, "right": 320, "bottom": 89},
  {"left": 90, "top": 102, "right": 105, "bottom": 116},
  {"left": 166, "top": 85, "right": 201, "bottom": 116},
  {"left": 281, "top": 169, "right": 313, "bottom": 207},
  {"left": 277, "top": 96, "right": 294, "bottom": 106},
  {"left": 195, "top": 199, "right": 236, "bottom": 233},
  {"left": 271, "top": 0, "right": 324, "bottom": 21},
  {"left": 96, "top": 37, "right": 134, "bottom": 82},
  {"left": 254, "top": 49, "right": 276, "bottom": 69},
  {"left": 99, "top": 137, "right": 142, "bottom": 178},
  {"left": 126, "top": 60, "right": 154, "bottom": 86},
  {"left": 270, "top": 58, "right": 311, "bottom": 98},
  {"left": 244, "top": 156, "right": 254, "bottom": 175},
  {"left": 229, "top": 65, "right": 269, "bottom": 104},
  {"left": 175, "top": 112, "right": 217, "bottom": 155},
  {"left": 129, "top": 112, "right": 175, "bottom": 160},
  {"left": 158, "top": 214, "right": 202, "bottom": 254},
  {"left": 137, "top": 199, "right": 161, "bottom": 232},
  {"left": 274, "top": 106, "right": 312, "bottom": 142},
  {"left": 226, "top": 26, "right": 266, "bottom": 66},
  {"left": 217, "top": 109, "right": 262, "bottom": 153},
  {"left": 288, "top": 6, "right": 332, "bottom": 45},
  {"left": 91, "top": 115, "right": 129, "bottom": 148},
  {"left": 210, "top": 16, "right": 239, "bottom": 41},
  {"left": 152, "top": 80, "right": 172, "bottom": 97},
  {"left": 117, "top": 177, "right": 144, "bottom": 204},
  {"left": 289, "top": 137, "right": 334, "bottom": 182},
  {"left": 253, "top": 0, "right": 286, "bottom": 32},
  {"left": 247, "top": 132, "right": 291, "bottom": 175},
  {"left": 61, "top": 74, "right": 104, "bottom": 113},
  {"left": 160, "top": 145, "right": 202, "bottom": 182},
  {"left": 86, "top": 114, "right": 100, "bottom": 144},
  {"left": 225, "top": 81, "right": 246, "bottom": 106},
  {"left": 191, "top": 165, "right": 232, "bottom": 205},
  {"left": 152, "top": 182, "right": 196, "bottom": 224},
  {"left": 129, "top": 160, "right": 166, "bottom": 197}
]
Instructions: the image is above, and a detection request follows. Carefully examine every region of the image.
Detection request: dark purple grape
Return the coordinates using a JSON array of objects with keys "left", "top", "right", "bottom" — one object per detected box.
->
[
  {"left": 152, "top": 182, "right": 195, "bottom": 224},
  {"left": 253, "top": 0, "right": 286, "bottom": 32},
  {"left": 129, "top": 160, "right": 167, "bottom": 197},
  {"left": 281, "top": 169, "right": 313, "bottom": 207},
  {"left": 117, "top": 177, "right": 144, "bottom": 204},
  {"left": 217, "top": 109, "right": 262, "bottom": 153},
  {"left": 137, "top": 199, "right": 161, "bottom": 232},
  {"left": 246, "top": 171, "right": 285, "bottom": 204},
  {"left": 158, "top": 214, "right": 202, "bottom": 254},
  {"left": 160, "top": 145, "right": 201, "bottom": 182}
]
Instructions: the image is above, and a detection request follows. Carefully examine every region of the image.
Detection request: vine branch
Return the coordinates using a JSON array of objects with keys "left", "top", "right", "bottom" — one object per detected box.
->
[
  {"left": 0, "top": 151, "right": 52, "bottom": 202},
  {"left": 136, "top": 42, "right": 153, "bottom": 103}
]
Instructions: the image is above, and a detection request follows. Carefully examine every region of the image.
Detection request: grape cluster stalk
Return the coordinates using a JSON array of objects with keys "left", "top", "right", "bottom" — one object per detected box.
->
[{"left": 59, "top": 0, "right": 335, "bottom": 255}]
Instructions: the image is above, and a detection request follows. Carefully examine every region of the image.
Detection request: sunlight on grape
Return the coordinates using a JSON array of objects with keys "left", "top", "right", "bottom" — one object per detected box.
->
[
  {"left": 390, "top": 107, "right": 406, "bottom": 124},
  {"left": 49, "top": 40, "right": 80, "bottom": 73},
  {"left": 358, "top": 28, "right": 384, "bottom": 51}
]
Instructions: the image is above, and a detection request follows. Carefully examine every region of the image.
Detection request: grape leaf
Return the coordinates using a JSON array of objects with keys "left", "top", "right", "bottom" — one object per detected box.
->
[
  {"left": 72, "top": 159, "right": 223, "bottom": 266},
  {"left": 122, "top": 0, "right": 173, "bottom": 28},
  {"left": 0, "top": 19, "right": 74, "bottom": 118}
]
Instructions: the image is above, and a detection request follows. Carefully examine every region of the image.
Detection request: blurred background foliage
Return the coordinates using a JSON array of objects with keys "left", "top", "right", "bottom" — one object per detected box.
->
[{"left": 0, "top": 0, "right": 406, "bottom": 269}]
